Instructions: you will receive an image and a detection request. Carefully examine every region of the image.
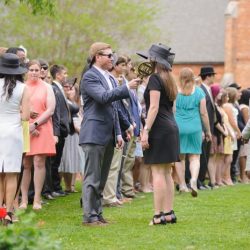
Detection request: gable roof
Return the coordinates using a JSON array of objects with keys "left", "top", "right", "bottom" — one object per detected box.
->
[{"left": 158, "top": 0, "right": 230, "bottom": 64}]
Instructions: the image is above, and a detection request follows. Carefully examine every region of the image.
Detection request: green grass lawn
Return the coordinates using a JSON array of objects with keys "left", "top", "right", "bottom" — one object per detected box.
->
[{"left": 23, "top": 183, "right": 250, "bottom": 250}]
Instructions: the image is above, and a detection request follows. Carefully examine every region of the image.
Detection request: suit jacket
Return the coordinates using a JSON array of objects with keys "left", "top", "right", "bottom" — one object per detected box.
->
[
  {"left": 51, "top": 82, "right": 70, "bottom": 138},
  {"left": 79, "top": 66, "right": 129, "bottom": 146},
  {"left": 110, "top": 76, "right": 134, "bottom": 140},
  {"left": 201, "top": 84, "right": 215, "bottom": 134},
  {"left": 235, "top": 104, "right": 245, "bottom": 131},
  {"left": 128, "top": 90, "right": 141, "bottom": 137}
]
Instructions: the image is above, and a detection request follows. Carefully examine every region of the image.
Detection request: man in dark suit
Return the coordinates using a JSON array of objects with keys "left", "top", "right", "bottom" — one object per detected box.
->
[
  {"left": 43, "top": 64, "right": 70, "bottom": 198},
  {"left": 80, "top": 42, "right": 139, "bottom": 225},
  {"left": 199, "top": 66, "right": 216, "bottom": 189}
]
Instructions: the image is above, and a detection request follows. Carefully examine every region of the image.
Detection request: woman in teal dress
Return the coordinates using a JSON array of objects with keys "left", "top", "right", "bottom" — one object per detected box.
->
[{"left": 175, "top": 68, "right": 211, "bottom": 197}]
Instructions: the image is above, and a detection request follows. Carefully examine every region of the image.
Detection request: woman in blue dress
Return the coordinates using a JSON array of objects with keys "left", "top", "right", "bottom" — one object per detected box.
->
[{"left": 175, "top": 68, "right": 211, "bottom": 197}]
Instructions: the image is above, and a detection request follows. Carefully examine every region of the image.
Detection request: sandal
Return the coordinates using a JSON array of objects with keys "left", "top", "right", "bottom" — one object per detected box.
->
[
  {"left": 19, "top": 203, "right": 28, "bottom": 210},
  {"left": 33, "top": 202, "right": 42, "bottom": 210},
  {"left": 3, "top": 212, "right": 13, "bottom": 226},
  {"left": 163, "top": 210, "right": 177, "bottom": 224},
  {"left": 179, "top": 185, "right": 189, "bottom": 193},
  {"left": 149, "top": 213, "right": 166, "bottom": 226}
]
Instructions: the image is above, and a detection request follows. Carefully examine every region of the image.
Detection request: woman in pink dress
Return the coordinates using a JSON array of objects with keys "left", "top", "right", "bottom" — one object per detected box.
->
[{"left": 20, "top": 60, "right": 56, "bottom": 210}]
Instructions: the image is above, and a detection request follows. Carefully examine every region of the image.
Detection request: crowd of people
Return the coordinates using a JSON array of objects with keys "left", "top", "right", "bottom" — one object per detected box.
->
[{"left": 0, "top": 43, "right": 250, "bottom": 226}]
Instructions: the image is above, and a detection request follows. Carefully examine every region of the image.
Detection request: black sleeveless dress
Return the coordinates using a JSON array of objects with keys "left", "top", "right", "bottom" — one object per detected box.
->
[{"left": 143, "top": 73, "right": 180, "bottom": 164}]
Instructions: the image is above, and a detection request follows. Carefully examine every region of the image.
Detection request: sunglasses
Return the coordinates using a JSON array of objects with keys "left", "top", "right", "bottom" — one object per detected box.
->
[
  {"left": 63, "top": 85, "right": 73, "bottom": 90},
  {"left": 41, "top": 65, "right": 48, "bottom": 70},
  {"left": 99, "top": 53, "right": 114, "bottom": 59}
]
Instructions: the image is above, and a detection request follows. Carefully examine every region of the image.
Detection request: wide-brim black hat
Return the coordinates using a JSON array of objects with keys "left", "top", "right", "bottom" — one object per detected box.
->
[
  {"left": 0, "top": 53, "right": 27, "bottom": 75},
  {"left": 228, "top": 82, "right": 241, "bottom": 90},
  {"left": 199, "top": 66, "right": 216, "bottom": 76},
  {"left": 136, "top": 43, "right": 175, "bottom": 70}
]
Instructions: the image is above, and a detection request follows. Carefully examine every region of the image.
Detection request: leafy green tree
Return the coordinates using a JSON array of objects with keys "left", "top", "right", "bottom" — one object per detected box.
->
[
  {"left": 0, "top": 0, "right": 161, "bottom": 76},
  {"left": 4, "top": 0, "right": 55, "bottom": 15}
]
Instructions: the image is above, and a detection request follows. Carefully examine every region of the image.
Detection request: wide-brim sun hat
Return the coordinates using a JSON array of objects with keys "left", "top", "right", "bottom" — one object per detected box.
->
[
  {"left": 0, "top": 53, "right": 27, "bottom": 75},
  {"left": 136, "top": 43, "right": 175, "bottom": 70}
]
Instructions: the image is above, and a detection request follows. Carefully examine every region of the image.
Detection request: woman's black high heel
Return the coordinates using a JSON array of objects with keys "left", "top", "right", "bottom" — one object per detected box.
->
[
  {"left": 149, "top": 214, "right": 166, "bottom": 225},
  {"left": 163, "top": 210, "right": 177, "bottom": 224},
  {"left": 3, "top": 212, "right": 13, "bottom": 226}
]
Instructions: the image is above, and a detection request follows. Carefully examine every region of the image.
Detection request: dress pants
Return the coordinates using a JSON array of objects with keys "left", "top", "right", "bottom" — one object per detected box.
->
[
  {"left": 42, "top": 158, "right": 53, "bottom": 195},
  {"left": 82, "top": 139, "right": 114, "bottom": 223},
  {"left": 116, "top": 145, "right": 128, "bottom": 199},
  {"left": 103, "top": 148, "right": 123, "bottom": 205},
  {"left": 198, "top": 140, "right": 211, "bottom": 185},
  {"left": 231, "top": 139, "right": 241, "bottom": 182},
  {"left": 185, "top": 156, "right": 191, "bottom": 183},
  {"left": 121, "top": 137, "right": 136, "bottom": 197},
  {"left": 51, "top": 136, "right": 65, "bottom": 192}
]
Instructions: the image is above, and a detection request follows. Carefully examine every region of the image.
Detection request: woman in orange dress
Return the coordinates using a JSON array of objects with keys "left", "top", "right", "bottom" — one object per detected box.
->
[{"left": 20, "top": 60, "right": 56, "bottom": 210}]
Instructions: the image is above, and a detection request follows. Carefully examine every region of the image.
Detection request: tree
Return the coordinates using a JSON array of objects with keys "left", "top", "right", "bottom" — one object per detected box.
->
[
  {"left": 0, "top": 0, "right": 163, "bottom": 76},
  {"left": 4, "top": 0, "right": 55, "bottom": 15}
]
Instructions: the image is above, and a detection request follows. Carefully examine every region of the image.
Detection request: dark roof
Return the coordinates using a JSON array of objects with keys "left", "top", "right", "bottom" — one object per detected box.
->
[{"left": 157, "top": 0, "right": 230, "bottom": 63}]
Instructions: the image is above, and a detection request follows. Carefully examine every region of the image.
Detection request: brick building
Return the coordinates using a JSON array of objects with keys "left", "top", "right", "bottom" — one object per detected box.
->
[
  {"left": 158, "top": 0, "right": 250, "bottom": 88},
  {"left": 224, "top": 0, "right": 250, "bottom": 88}
]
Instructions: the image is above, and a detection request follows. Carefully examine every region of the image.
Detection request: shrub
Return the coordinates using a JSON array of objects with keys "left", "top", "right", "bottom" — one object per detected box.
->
[{"left": 0, "top": 211, "right": 61, "bottom": 250}]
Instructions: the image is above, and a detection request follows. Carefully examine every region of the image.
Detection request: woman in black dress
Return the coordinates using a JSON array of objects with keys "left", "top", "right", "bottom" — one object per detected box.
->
[{"left": 138, "top": 44, "right": 180, "bottom": 225}]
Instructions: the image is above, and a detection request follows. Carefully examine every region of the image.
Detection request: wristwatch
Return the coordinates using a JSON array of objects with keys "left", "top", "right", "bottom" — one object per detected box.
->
[{"left": 34, "top": 122, "right": 39, "bottom": 128}]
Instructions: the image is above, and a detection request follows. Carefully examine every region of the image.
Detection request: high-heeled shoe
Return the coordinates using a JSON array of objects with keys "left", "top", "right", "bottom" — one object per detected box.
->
[
  {"left": 163, "top": 210, "right": 177, "bottom": 224},
  {"left": 149, "top": 214, "right": 166, "bottom": 226},
  {"left": 3, "top": 212, "right": 13, "bottom": 226},
  {"left": 190, "top": 179, "right": 198, "bottom": 197}
]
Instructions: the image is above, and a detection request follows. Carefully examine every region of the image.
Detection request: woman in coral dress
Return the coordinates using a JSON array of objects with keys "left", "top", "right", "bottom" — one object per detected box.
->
[{"left": 20, "top": 60, "right": 56, "bottom": 210}]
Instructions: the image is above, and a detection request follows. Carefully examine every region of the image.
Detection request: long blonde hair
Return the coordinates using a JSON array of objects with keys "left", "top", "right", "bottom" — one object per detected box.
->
[
  {"left": 179, "top": 67, "right": 195, "bottom": 95},
  {"left": 155, "top": 63, "right": 177, "bottom": 101}
]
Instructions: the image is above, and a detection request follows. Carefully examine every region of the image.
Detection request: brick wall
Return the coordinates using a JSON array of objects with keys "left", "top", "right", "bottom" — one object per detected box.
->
[
  {"left": 224, "top": 0, "right": 250, "bottom": 89},
  {"left": 172, "top": 63, "right": 224, "bottom": 84}
]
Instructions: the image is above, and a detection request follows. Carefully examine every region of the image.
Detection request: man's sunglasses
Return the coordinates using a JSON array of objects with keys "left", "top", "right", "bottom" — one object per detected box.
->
[
  {"left": 98, "top": 53, "right": 114, "bottom": 59},
  {"left": 41, "top": 65, "right": 48, "bottom": 70}
]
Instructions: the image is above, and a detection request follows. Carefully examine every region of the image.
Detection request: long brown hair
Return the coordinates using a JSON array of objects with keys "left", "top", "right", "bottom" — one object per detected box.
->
[
  {"left": 216, "top": 89, "right": 228, "bottom": 107},
  {"left": 155, "top": 63, "right": 177, "bottom": 101},
  {"left": 1, "top": 75, "right": 24, "bottom": 100},
  {"left": 226, "top": 87, "right": 238, "bottom": 104},
  {"left": 179, "top": 67, "right": 195, "bottom": 95}
]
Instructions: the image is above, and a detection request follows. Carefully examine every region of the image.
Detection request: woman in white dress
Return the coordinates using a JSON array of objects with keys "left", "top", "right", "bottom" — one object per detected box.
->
[
  {"left": 0, "top": 53, "right": 29, "bottom": 225},
  {"left": 223, "top": 87, "right": 241, "bottom": 185}
]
